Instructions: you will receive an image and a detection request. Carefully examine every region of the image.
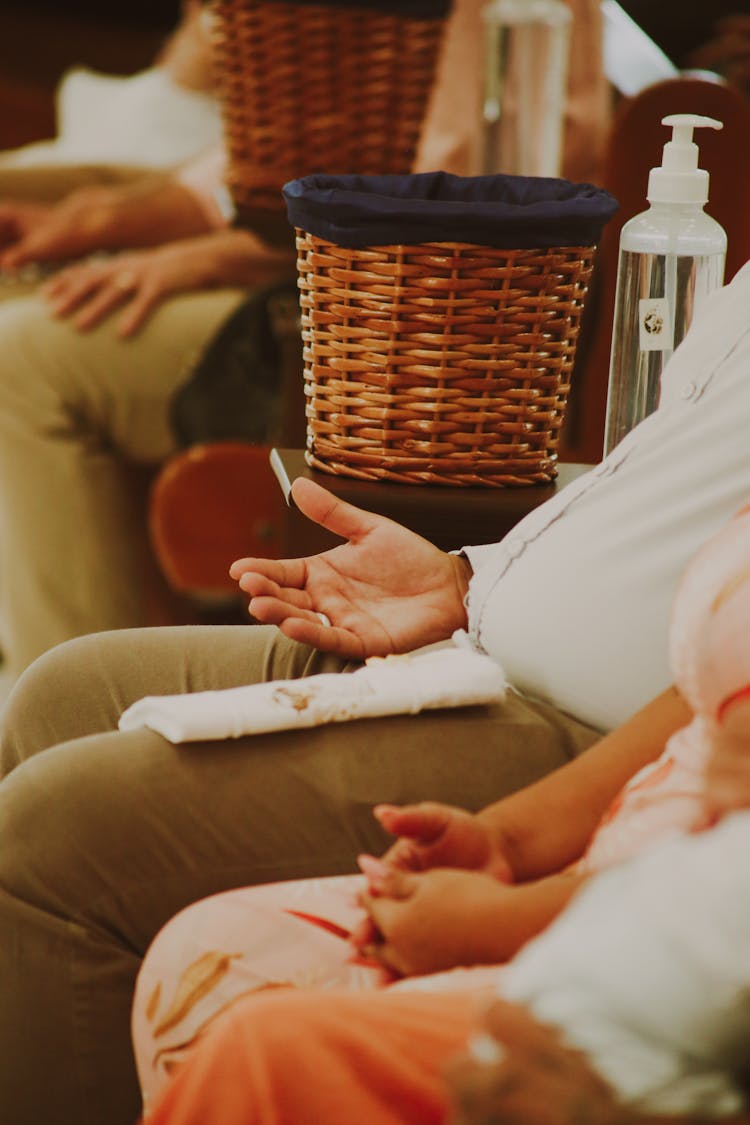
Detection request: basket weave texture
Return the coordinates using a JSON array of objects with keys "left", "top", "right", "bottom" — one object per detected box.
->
[
  {"left": 210, "top": 0, "right": 447, "bottom": 220},
  {"left": 298, "top": 233, "right": 596, "bottom": 487}
]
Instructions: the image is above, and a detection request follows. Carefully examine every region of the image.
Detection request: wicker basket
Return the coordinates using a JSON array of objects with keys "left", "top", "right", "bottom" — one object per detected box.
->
[
  {"left": 296, "top": 233, "right": 597, "bottom": 486},
  {"left": 209, "top": 0, "right": 449, "bottom": 223}
]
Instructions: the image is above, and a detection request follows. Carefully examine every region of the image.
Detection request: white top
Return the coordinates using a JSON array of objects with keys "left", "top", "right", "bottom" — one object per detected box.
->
[
  {"left": 0, "top": 67, "right": 221, "bottom": 171},
  {"left": 462, "top": 258, "right": 750, "bottom": 732},
  {"left": 502, "top": 813, "right": 750, "bottom": 1114}
]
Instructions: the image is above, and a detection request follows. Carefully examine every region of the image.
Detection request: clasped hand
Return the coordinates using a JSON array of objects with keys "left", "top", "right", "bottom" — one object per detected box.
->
[{"left": 352, "top": 800, "right": 514, "bottom": 977}]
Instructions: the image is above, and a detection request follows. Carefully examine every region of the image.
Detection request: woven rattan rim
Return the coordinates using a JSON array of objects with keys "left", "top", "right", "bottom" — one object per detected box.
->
[
  {"left": 297, "top": 233, "right": 596, "bottom": 487},
  {"left": 210, "top": 0, "right": 447, "bottom": 218}
]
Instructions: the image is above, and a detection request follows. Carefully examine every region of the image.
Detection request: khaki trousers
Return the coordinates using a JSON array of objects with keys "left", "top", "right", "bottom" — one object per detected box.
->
[
  {"left": 0, "top": 624, "right": 600, "bottom": 1125},
  {"left": 0, "top": 163, "right": 247, "bottom": 674}
]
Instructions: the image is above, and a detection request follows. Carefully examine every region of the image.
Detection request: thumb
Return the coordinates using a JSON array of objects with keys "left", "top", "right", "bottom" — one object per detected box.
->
[
  {"left": 377, "top": 866, "right": 419, "bottom": 900},
  {"left": 290, "top": 477, "right": 383, "bottom": 542},
  {"left": 374, "top": 801, "right": 453, "bottom": 843}
]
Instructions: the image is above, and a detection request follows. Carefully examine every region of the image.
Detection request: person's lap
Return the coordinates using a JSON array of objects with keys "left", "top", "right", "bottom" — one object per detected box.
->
[
  {"left": 0, "top": 281, "right": 246, "bottom": 674},
  {"left": 145, "top": 987, "right": 477, "bottom": 1125},
  {"left": 0, "top": 623, "right": 599, "bottom": 1125}
]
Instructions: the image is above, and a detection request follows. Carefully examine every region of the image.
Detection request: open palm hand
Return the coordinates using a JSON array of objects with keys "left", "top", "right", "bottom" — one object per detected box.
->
[{"left": 230, "top": 478, "right": 471, "bottom": 659}]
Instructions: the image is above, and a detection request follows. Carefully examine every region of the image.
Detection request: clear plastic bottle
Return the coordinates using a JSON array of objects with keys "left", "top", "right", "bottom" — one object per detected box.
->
[{"left": 603, "top": 114, "right": 727, "bottom": 455}]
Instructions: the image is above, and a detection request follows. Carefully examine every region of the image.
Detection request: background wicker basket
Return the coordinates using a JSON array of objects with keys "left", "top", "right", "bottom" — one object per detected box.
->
[
  {"left": 296, "top": 233, "right": 597, "bottom": 487},
  {"left": 209, "top": 0, "right": 449, "bottom": 224}
]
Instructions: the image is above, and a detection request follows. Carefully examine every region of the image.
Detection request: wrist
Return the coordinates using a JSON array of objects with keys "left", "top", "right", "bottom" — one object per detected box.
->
[{"left": 480, "top": 873, "right": 586, "bottom": 962}]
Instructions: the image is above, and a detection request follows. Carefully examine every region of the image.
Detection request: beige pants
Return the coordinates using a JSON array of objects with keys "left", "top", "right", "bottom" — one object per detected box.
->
[
  {"left": 0, "top": 162, "right": 247, "bottom": 675},
  {"left": 0, "top": 623, "right": 600, "bottom": 1125}
]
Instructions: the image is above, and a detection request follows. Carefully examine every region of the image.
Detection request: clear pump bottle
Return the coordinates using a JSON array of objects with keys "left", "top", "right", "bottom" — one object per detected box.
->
[{"left": 603, "top": 114, "right": 727, "bottom": 455}]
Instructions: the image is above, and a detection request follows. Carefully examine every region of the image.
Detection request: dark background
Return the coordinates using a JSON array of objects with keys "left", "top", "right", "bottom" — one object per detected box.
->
[
  {"left": 619, "top": 1, "right": 750, "bottom": 66},
  {"left": 0, "top": 0, "right": 182, "bottom": 148}
]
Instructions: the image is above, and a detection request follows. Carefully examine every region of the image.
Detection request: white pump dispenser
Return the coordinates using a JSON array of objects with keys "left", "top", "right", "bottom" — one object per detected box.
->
[{"left": 603, "top": 114, "right": 727, "bottom": 455}]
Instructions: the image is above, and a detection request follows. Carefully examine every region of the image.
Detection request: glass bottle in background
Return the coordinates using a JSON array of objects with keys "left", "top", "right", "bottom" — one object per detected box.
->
[
  {"left": 603, "top": 114, "right": 727, "bottom": 455},
  {"left": 481, "top": 0, "right": 572, "bottom": 178}
]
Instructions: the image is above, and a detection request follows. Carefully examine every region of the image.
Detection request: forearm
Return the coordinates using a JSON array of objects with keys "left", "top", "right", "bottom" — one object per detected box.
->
[
  {"left": 62, "top": 177, "right": 216, "bottom": 253},
  {"left": 91, "top": 178, "right": 220, "bottom": 249},
  {"left": 476, "top": 685, "right": 691, "bottom": 880},
  {"left": 469, "top": 871, "right": 588, "bottom": 964},
  {"left": 197, "top": 227, "right": 296, "bottom": 288}
]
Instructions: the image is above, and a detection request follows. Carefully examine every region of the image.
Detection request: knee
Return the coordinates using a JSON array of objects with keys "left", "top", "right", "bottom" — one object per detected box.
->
[
  {"left": 0, "top": 296, "right": 83, "bottom": 424},
  {"left": 1, "top": 634, "right": 114, "bottom": 773},
  {"left": 0, "top": 297, "right": 50, "bottom": 395}
]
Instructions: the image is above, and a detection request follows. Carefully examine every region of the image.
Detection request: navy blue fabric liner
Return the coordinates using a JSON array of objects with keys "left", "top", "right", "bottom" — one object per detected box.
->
[
  {"left": 260, "top": 0, "right": 451, "bottom": 16},
  {"left": 283, "top": 172, "right": 619, "bottom": 249}
]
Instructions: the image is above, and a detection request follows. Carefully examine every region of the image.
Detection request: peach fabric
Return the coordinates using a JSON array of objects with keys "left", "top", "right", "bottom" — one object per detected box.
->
[
  {"left": 144, "top": 989, "right": 475, "bottom": 1125},
  {"left": 133, "top": 875, "right": 499, "bottom": 1113}
]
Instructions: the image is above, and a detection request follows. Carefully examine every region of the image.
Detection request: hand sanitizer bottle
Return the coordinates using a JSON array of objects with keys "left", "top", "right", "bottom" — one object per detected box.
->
[{"left": 603, "top": 114, "right": 727, "bottom": 455}]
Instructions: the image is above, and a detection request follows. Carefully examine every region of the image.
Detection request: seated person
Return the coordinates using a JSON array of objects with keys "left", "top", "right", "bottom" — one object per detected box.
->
[
  {"left": 141, "top": 807, "right": 750, "bottom": 1124},
  {"left": 131, "top": 500, "right": 750, "bottom": 1119},
  {"left": 137, "top": 502, "right": 750, "bottom": 1122},
  {"left": 0, "top": 146, "right": 295, "bottom": 677},
  {"left": 3, "top": 257, "right": 750, "bottom": 1125},
  {"left": 0, "top": 0, "right": 572, "bottom": 679}
]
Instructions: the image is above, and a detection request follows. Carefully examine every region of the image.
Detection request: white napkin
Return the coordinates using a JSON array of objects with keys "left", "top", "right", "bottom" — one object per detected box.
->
[{"left": 118, "top": 646, "right": 506, "bottom": 743}]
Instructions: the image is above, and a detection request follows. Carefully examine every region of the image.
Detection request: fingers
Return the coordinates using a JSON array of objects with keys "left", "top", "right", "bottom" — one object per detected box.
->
[
  {"left": 41, "top": 263, "right": 138, "bottom": 331},
  {"left": 116, "top": 290, "right": 159, "bottom": 337},
  {"left": 230, "top": 555, "right": 309, "bottom": 589},
  {"left": 234, "top": 566, "right": 312, "bottom": 607},
  {"left": 375, "top": 802, "right": 454, "bottom": 870},
  {"left": 374, "top": 801, "right": 453, "bottom": 843},
  {"left": 356, "top": 853, "right": 391, "bottom": 893},
  {"left": 349, "top": 914, "right": 379, "bottom": 951},
  {"left": 290, "top": 477, "right": 383, "bottom": 542},
  {"left": 277, "top": 615, "right": 366, "bottom": 659},
  {"left": 360, "top": 868, "right": 416, "bottom": 907}
]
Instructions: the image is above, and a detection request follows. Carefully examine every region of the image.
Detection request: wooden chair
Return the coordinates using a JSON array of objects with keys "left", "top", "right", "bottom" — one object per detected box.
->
[
  {"left": 560, "top": 75, "right": 750, "bottom": 464},
  {"left": 147, "top": 0, "right": 449, "bottom": 602}
]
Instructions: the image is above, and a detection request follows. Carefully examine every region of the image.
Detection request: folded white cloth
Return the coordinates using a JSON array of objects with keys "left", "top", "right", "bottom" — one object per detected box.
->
[{"left": 118, "top": 646, "right": 506, "bottom": 743}]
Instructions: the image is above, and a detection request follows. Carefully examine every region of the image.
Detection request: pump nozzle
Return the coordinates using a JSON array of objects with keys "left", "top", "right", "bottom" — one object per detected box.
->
[{"left": 647, "top": 113, "right": 723, "bottom": 205}]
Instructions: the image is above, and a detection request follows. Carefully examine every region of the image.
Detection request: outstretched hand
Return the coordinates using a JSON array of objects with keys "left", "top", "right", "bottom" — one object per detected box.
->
[{"left": 230, "top": 478, "right": 471, "bottom": 659}]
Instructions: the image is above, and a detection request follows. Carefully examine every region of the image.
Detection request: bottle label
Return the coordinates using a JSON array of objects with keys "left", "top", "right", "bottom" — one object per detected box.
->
[{"left": 638, "top": 297, "right": 673, "bottom": 351}]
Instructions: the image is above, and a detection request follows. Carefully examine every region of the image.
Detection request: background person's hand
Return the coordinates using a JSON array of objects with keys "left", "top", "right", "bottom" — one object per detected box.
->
[
  {"left": 39, "top": 229, "right": 295, "bottom": 336},
  {"left": 230, "top": 478, "right": 472, "bottom": 659},
  {"left": 448, "top": 1000, "right": 626, "bottom": 1125},
  {"left": 0, "top": 178, "right": 211, "bottom": 273},
  {"left": 0, "top": 199, "right": 55, "bottom": 254}
]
